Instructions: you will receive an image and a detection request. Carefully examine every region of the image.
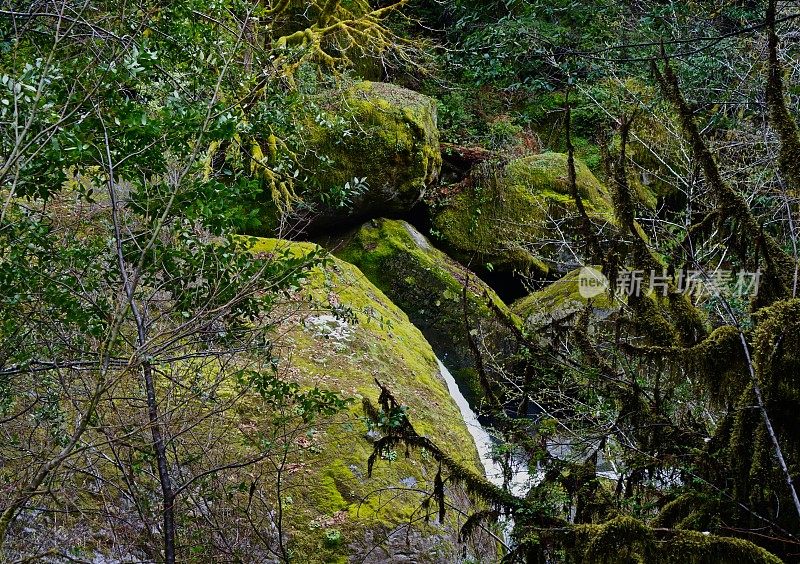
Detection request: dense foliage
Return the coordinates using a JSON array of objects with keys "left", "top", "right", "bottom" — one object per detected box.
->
[{"left": 3, "top": 0, "right": 800, "bottom": 562}]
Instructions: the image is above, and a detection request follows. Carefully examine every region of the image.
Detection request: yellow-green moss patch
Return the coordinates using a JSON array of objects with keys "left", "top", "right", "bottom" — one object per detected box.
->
[
  {"left": 333, "top": 219, "right": 520, "bottom": 404},
  {"left": 299, "top": 82, "right": 441, "bottom": 221},
  {"left": 432, "top": 152, "right": 614, "bottom": 276},
  {"left": 512, "top": 267, "right": 618, "bottom": 327},
  {"left": 246, "top": 237, "right": 487, "bottom": 562}
]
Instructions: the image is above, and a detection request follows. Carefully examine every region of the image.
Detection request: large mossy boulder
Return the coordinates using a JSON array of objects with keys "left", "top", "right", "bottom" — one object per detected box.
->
[
  {"left": 332, "top": 218, "right": 520, "bottom": 405},
  {"left": 431, "top": 152, "right": 613, "bottom": 277},
  {"left": 291, "top": 82, "right": 441, "bottom": 230},
  {"left": 246, "top": 238, "right": 489, "bottom": 563}
]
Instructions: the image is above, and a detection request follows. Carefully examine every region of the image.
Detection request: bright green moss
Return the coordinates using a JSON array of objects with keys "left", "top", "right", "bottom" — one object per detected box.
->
[
  {"left": 558, "top": 517, "right": 783, "bottom": 563},
  {"left": 299, "top": 82, "right": 441, "bottom": 216},
  {"left": 504, "top": 152, "right": 610, "bottom": 204},
  {"left": 248, "top": 82, "right": 441, "bottom": 235},
  {"left": 431, "top": 152, "right": 613, "bottom": 275},
  {"left": 312, "top": 461, "right": 351, "bottom": 514},
  {"left": 246, "top": 237, "right": 485, "bottom": 562},
  {"left": 334, "top": 218, "right": 520, "bottom": 404},
  {"left": 512, "top": 267, "right": 617, "bottom": 327}
]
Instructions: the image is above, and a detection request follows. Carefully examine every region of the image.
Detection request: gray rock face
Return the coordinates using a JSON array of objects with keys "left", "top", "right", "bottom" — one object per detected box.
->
[{"left": 352, "top": 525, "right": 494, "bottom": 564}]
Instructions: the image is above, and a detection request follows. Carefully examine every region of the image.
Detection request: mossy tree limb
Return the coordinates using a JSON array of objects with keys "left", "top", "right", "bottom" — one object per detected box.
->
[
  {"left": 272, "top": 0, "right": 416, "bottom": 78},
  {"left": 363, "top": 382, "right": 784, "bottom": 563},
  {"left": 651, "top": 54, "right": 796, "bottom": 305},
  {"left": 766, "top": 0, "right": 800, "bottom": 197}
]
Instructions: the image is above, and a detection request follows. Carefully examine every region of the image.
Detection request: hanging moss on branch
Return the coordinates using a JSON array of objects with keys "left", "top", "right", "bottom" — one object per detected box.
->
[
  {"left": 510, "top": 517, "right": 783, "bottom": 563},
  {"left": 200, "top": 0, "right": 425, "bottom": 227},
  {"left": 363, "top": 381, "right": 784, "bottom": 563},
  {"left": 364, "top": 379, "right": 523, "bottom": 515},
  {"left": 651, "top": 55, "right": 796, "bottom": 305},
  {"left": 271, "top": 0, "right": 419, "bottom": 79},
  {"left": 203, "top": 131, "right": 299, "bottom": 213},
  {"left": 766, "top": 0, "right": 800, "bottom": 196}
]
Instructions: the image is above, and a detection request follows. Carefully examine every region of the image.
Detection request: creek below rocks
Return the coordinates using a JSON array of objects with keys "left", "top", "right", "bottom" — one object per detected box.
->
[
  {"left": 436, "top": 358, "right": 530, "bottom": 495},
  {"left": 436, "top": 357, "right": 622, "bottom": 495}
]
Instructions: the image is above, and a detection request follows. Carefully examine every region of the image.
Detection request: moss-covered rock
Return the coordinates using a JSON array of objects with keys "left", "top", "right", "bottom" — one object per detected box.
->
[
  {"left": 332, "top": 218, "right": 520, "bottom": 405},
  {"left": 431, "top": 152, "right": 614, "bottom": 277},
  {"left": 288, "top": 82, "right": 441, "bottom": 230},
  {"left": 246, "top": 237, "right": 490, "bottom": 563},
  {"left": 512, "top": 267, "right": 618, "bottom": 329},
  {"left": 0, "top": 236, "right": 491, "bottom": 563}
]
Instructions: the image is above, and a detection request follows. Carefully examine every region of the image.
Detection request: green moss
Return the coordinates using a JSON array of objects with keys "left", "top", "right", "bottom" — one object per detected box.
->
[
  {"left": 554, "top": 517, "right": 783, "bottom": 563},
  {"left": 310, "top": 460, "right": 352, "bottom": 514},
  {"left": 683, "top": 325, "right": 746, "bottom": 405},
  {"left": 582, "top": 516, "right": 655, "bottom": 562},
  {"left": 655, "top": 531, "right": 782, "bottom": 564},
  {"left": 248, "top": 236, "right": 320, "bottom": 257},
  {"left": 521, "top": 90, "right": 605, "bottom": 171},
  {"left": 512, "top": 267, "right": 617, "bottom": 327},
  {"left": 246, "top": 237, "right": 486, "bottom": 562},
  {"left": 333, "top": 218, "right": 519, "bottom": 404},
  {"left": 296, "top": 82, "right": 441, "bottom": 221},
  {"left": 628, "top": 170, "right": 659, "bottom": 210},
  {"left": 505, "top": 152, "right": 609, "bottom": 203},
  {"left": 431, "top": 152, "right": 614, "bottom": 275}
]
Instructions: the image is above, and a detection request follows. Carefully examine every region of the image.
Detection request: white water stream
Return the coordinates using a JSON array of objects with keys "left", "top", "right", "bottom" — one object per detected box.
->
[
  {"left": 436, "top": 354, "right": 635, "bottom": 556},
  {"left": 436, "top": 359, "right": 530, "bottom": 495}
]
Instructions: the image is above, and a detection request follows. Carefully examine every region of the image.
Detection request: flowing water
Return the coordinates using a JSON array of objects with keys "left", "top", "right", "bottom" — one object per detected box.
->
[
  {"left": 436, "top": 359, "right": 530, "bottom": 495},
  {"left": 436, "top": 357, "right": 625, "bottom": 551}
]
